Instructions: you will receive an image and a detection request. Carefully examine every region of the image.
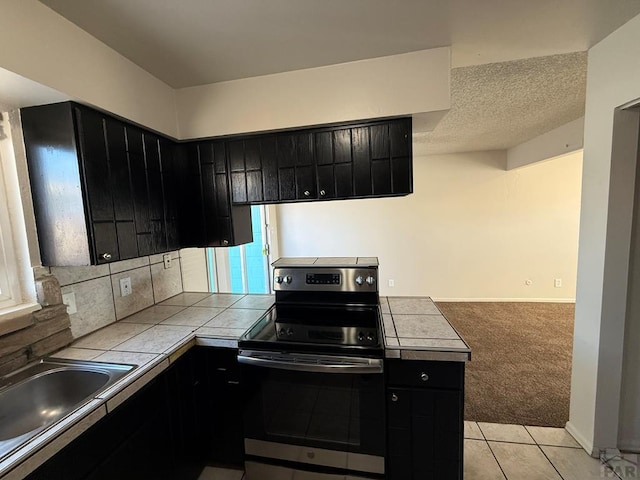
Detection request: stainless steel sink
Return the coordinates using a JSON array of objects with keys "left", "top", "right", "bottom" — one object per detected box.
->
[{"left": 0, "top": 358, "right": 136, "bottom": 460}]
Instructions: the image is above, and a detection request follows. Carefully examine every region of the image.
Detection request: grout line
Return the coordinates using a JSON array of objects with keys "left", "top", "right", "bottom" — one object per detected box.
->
[
  {"left": 537, "top": 444, "right": 567, "bottom": 480},
  {"left": 484, "top": 439, "right": 510, "bottom": 480}
]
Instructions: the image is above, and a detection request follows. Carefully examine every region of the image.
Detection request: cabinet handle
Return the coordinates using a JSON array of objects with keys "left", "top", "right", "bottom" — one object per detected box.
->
[
  {"left": 304, "top": 190, "right": 311, "bottom": 197},
  {"left": 320, "top": 190, "right": 326, "bottom": 196},
  {"left": 101, "top": 253, "right": 112, "bottom": 260},
  {"left": 421, "top": 372, "right": 429, "bottom": 382},
  {"left": 391, "top": 393, "right": 398, "bottom": 402}
]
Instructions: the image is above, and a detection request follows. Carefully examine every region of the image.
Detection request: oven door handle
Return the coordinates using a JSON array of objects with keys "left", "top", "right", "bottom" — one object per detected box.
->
[{"left": 237, "top": 354, "right": 383, "bottom": 374}]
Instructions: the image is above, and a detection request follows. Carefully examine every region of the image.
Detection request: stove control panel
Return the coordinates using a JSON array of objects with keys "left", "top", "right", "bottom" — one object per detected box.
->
[
  {"left": 306, "top": 273, "right": 341, "bottom": 285},
  {"left": 273, "top": 267, "right": 378, "bottom": 292}
]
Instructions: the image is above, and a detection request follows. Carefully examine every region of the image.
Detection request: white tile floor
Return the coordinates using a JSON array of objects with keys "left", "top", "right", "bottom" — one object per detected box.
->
[
  {"left": 465, "top": 422, "right": 639, "bottom": 480},
  {"left": 198, "top": 424, "right": 640, "bottom": 479}
]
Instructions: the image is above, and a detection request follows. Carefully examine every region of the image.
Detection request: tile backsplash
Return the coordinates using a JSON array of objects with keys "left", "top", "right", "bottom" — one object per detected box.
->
[{"left": 52, "top": 251, "right": 183, "bottom": 339}]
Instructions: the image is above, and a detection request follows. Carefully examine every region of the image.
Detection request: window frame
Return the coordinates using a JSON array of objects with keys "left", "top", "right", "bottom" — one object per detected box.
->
[{"left": 0, "top": 108, "right": 40, "bottom": 327}]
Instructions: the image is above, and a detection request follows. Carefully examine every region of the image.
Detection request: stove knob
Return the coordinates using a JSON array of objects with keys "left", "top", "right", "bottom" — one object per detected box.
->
[
  {"left": 278, "top": 328, "right": 286, "bottom": 337},
  {"left": 287, "top": 328, "right": 294, "bottom": 336},
  {"left": 367, "top": 333, "right": 374, "bottom": 342},
  {"left": 358, "top": 331, "right": 365, "bottom": 342},
  {"left": 366, "top": 276, "right": 376, "bottom": 286},
  {"left": 355, "top": 276, "right": 364, "bottom": 286},
  {"left": 284, "top": 275, "right": 293, "bottom": 284},
  {"left": 275, "top": 276, "right": 284, "bottom": 284}
]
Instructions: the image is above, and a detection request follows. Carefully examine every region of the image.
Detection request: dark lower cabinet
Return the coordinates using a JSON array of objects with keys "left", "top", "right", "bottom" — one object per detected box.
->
[
  {"left": 386, "top": 359, "right": 465, "bottom": 480},
  {"left": 24, "top": 346, "right": 244, "bottom": 480},
  {"left": 25, "top": 368, "right": 175, "bottom": 480},
  {"left": 199, "top": 347, "right": 245, "bottom": 466}
]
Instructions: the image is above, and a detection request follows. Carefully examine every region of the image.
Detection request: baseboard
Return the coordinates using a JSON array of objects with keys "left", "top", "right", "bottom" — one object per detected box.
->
[
  {"left": 617, "top": 440, "right": 640, "bottom": 453},
  {"left": 565, "top": 421, "right": 598, "bottom": 457},
  {"left": 432, "top": 297, "right": 576, "bottom": 303}
]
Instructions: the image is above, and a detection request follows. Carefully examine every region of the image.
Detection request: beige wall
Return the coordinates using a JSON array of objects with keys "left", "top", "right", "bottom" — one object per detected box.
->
[
  {"left": 276, "top": 149, "right": 582, "bottom": 299},
  {"left": 567, "top": 11, "right": 640, "bottom": 455},
  {"left": 175, "top": 48, "right": 450, "bottom": 139},
  {"left": 0, "top": 0, "right": 177, "bottom": 137}
]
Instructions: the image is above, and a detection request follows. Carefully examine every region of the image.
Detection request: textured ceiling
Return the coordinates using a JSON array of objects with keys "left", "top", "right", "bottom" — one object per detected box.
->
[
  {"left": 39, "top": 0, "right": 640, "bottom": 88},
  {"left": 416, "top": 52, "right": 588, "bottom": 154}
]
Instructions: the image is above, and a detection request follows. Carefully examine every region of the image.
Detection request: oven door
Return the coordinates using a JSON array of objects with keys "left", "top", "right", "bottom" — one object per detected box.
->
[{"left": 238, "top": 350, "right": 385, "bottom": 477}]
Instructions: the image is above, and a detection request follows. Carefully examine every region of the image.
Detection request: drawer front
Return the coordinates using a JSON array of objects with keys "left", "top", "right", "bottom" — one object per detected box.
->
[{"left": 386, "top": 359, "right": 464, "bottom": 390}]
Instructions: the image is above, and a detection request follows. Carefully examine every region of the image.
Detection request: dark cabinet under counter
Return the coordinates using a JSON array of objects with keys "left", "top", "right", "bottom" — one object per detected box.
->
[{"left": 386, "top": 359, "right": 465, "bottom": 480}]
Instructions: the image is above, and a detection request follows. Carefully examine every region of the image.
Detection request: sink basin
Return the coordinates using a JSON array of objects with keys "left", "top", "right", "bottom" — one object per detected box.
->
[{"left": 0, "top": 358, "right": 136, "bottom": 460}]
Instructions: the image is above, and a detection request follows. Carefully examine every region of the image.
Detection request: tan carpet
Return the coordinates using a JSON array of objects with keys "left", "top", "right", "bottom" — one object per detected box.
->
[{"left": 436, "top": 302, "right": 574, "bottom": 427}]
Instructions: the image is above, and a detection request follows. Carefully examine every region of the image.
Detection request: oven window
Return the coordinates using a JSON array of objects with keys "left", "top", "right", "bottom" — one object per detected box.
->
[{"left": 263, "top": 375, "right": 360, "bottom": 446}]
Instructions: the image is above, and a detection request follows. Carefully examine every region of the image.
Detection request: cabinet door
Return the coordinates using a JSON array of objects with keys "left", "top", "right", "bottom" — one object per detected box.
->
[
  {"left": 159, "top": 139, "right": 180, "bottom": 251},
  {"left": 370, "top": 119, "right": 412, "bottom": 196},
  {"left": 201, "top": 347, "right": 245, "bottom": 465},
  {"left": 387, "top": 388, "right": 413, "bottom": 479},
  {"left": 314, "top": 128, "right": 355, "bottom": 200},
  {"left": 104, "top": 118, "right": 138, "bottom": 260},
  {"left": 74, "top": 107, "right": 120, "bottom": 263},
  {"left": 229, "top": 139, "right": 247, "bottom": 204},
  {"left": 125, "top": 126, "right": 153, "bottom": 255},
  {"left": 178, "top": 141, "right": 252, "bottom": 247},
  {"left": 276, "top": 133, "right": 316, "bottom": 201},
  {"left": 145, "top": 133, "right": 167, "bottom": 254},
  {"left": 295, "top": 132, "right": 316, "bottom": 199},
  {"left": 166, "top": 349, "right": 206, "bottom": 480},
  {"left": 352, "top": 126, "right": 372, "bottom": 196},
  {"left": 260, "top": 136, "right": 279, "bottom": 202},
  {"left": 175, "top": 143, "right": 205, "bottom": 247},
  {"left": 229, "top": 138, "right": 265, "bottom": 204}
]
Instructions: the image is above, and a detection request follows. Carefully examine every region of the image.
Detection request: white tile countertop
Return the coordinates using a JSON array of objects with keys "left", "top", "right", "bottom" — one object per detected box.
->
[
  {"left": 0, "top": 292, "right": 469, "bottom": 479},
  {"left": 381, "top": 296, "right": 471, "bottom": 362}
]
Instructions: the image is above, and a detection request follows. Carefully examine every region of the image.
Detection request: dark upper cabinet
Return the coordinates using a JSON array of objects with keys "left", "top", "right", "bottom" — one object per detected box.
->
[
  {"left": 177, "top": 140, "right": 253, "bottom": 248},
  {"left": 21, "top": 102, "right": 178, "bottom": 266},
  {"left": 22, "top": 102, "right": 408, "bottom": 265},
  {"left": 229, "top": 117, "right": 412, "bottom": 205}
]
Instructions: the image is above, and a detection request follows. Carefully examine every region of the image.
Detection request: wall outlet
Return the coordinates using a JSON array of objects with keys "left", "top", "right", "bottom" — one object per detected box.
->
[
  {"left": 163, "top": 253, "right": 172, "bottom": 269},
  {"left": 388, "top": 279, "right": 395, "bottom": 287},
  {"left": 555, "top": 278, "right": 562, "bottom": 288},
  {"left": 62, "top": 292, "right": 77, "bottom": 314},
  {"left": 120, "top": 277, "right": 132, "bottom": 297}
]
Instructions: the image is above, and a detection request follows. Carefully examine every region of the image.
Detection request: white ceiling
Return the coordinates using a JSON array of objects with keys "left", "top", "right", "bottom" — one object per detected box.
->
[
  {"left": 25, "top": 1, "right": 640, "bottom": 153},
  {"left": 39, "top": 0, "right": 640, "bottom": 88}
]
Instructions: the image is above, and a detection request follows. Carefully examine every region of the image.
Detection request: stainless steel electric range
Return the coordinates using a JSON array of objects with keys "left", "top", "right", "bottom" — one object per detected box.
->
[{"left": 238, "top": 257, "right": 385, "bottom": 480}]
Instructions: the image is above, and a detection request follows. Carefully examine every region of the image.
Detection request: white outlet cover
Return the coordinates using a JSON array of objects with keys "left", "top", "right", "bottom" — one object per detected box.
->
[
  {"left": 163, "top": 254, "right": 172, "bottom": 269},
  {"left": 120, "top": 277, "right": 132, "bottom": 297}
]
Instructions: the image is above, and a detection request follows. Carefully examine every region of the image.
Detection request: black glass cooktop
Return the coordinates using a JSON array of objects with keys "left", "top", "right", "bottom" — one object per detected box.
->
[{"left": 239, "top": 304, "right": 383, "bottom": 356}]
